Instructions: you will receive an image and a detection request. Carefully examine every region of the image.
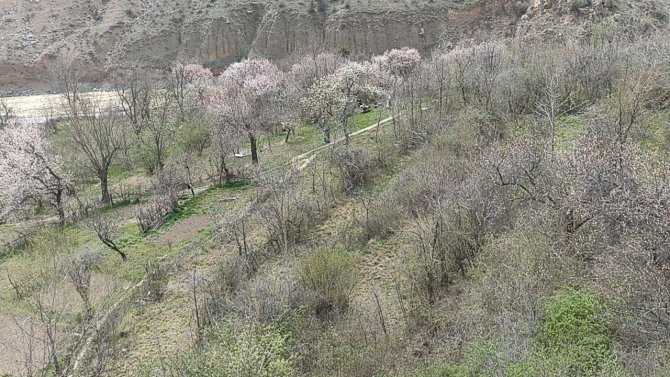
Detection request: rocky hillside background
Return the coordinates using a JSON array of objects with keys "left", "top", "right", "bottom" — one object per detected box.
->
[{"left": 0, "top": 0, "right": 667, "bottom": 93}]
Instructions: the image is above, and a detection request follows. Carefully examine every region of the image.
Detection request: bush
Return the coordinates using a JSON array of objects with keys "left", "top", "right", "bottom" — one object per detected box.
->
[
  {"left": 331, "top": 146, "right": 374, "bottom": 192},
  {"left": 353, "top": 192, "right": 403, "bottom": 243},
  {"left": 135, "top": 194, "right": 176, "bottom": 233},
  {"left": 141, "top": 319, "right": 294, "bottom": 377},
  {"left": 298, "top": 247, "right": 357, "bottom": 317},
  {"left": 537, "top": 288, "right": 613, "bottom": 375},
  {"left": 202, "top": 254, "right": 253, "bottom": 324},
  {"left": 231, "top": 264, "right": 304, "bottom": 324},
  {"left": 255, "top": 169, "right": 321, "bottom": 253},
  {"left": 142, "top": 259, "right": 172, "bottom": 302}
]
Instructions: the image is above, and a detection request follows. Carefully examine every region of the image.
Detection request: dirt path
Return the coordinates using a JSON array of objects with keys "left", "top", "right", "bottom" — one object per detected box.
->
[
  {"left": 1, "top": 91, "right": 120, "bottom": 119},
  {"left": 287, "top": 115, "right": 395, "bottom": 169}
]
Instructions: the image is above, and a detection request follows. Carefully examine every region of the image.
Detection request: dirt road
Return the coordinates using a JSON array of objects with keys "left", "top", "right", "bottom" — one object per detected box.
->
[{"left": 1, "top": 91, "right": 120, "bottom": 120}]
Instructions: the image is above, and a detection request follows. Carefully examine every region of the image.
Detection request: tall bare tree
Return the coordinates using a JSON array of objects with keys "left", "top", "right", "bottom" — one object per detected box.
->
[
  {"left": 114, "top": 68, "right": 155, "bottom": 135},
  {"left": 48, "top": 52, "right": 84, "bottom": 111},
  {"left": 66, "top": 100, "right": 125, "bottom": 205}
]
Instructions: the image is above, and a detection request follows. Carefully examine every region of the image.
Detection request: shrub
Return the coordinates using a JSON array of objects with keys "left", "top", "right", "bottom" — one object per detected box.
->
[
  {"left": 230, "top": 265, "right": 304, "bottom": 324},
  {"left": 331, "top": 146, "right": 374, "bottom": 192},
  {"left": 353, "top": 192, "right": 403, "bottom": 243},
  {"left": 255, "top": 169, "right": 320, "bottom": 253},
  {"left": 298, "top": 247, "right": 357, "bottom": 317},
  {"left": 202, "top": 254, "right": 253, "bottom": 324},
  {"left": 142, "top": 260, "right": 172, "bottom": 302},
  {"left": 143, "top": 319, "right": 294, "bottom": 377},
  {"left": 536, "top": 288, "right": 613, "bottom": 375},
  {"left": 135, "top": 194, "right": 176, "bottom": 233}
]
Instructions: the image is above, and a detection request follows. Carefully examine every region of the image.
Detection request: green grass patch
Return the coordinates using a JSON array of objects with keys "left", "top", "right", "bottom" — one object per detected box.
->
[
  {"left": 640, "top": 108, "right": 670, "bottom": 152},
  {"left": 536, "top": 288, "right": 613, "bottom": 375},
  {"left": 555, "top": 115, "right": 586, "bottom": 149}
]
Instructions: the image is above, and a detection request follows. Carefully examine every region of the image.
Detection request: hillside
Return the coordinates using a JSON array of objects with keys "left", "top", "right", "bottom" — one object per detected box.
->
[{"left": 2, "top": 1, "right": 670, "bottom": 377}]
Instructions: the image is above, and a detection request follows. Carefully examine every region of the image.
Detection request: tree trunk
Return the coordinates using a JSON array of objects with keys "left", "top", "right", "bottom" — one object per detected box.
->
[
  {"left": 117, "top": 249, "right": 128, "bottom": 262},
  {"left": 219, "top": 156, "right": 230, "bottom": 186},
  {"left": 249, "top": 133, "right": 259, "bottom": 165},
  {"left": 342, "top": 117, "right": 349, "bottom": 145},
  {"left": 323, "top": 128, "right": 331, "bottom": 144},
  {"left": 55, "top": 190, "right": 65, "bottom": 226},
  {"left": 100, "top": 171, "right": 112, "bottom": 206},
  {"left": 285, "top": 127, "right": 294, "bottom": 144}
]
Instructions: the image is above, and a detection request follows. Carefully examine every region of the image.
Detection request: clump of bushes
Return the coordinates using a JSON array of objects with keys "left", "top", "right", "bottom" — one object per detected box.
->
[
  {"left": 298, "top": 246, "right": 357, "bottom": 317},
  {"left": 138, "top": 318, "right": 294, "bottom": 377},
  {"left": 331, "top": 146, "right": 374, "bottom": 192}
]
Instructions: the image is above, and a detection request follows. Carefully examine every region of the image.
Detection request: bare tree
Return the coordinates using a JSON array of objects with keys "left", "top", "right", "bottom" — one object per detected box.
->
[
  {"left": 142, "top": 91, "right": 177, "bottom": 172},
  {"left": 48, "top": 52, "right": 84, "bottom": 111},
  {"left": 87, "top": 215, "right": 127, "bottom": 261},
  {"left": 0, "top": 99, "right": 12, "bottom": 128},
  {"left": 114, "top": 68, "right": 155, "bottom": 135},
  {"left": 66, "top": 100, "right": 125, "bottom": 205},
  {"left": 535, "top": 62, "right": 575, "bottom": 150},
  {"left": 208, "top": 118, "right": 242, "bottom": 185}
]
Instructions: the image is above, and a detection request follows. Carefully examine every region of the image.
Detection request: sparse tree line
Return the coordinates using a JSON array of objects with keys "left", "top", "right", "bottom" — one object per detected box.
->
[{"left": 0, "top": 47, "right": 421, "bottom": 239}]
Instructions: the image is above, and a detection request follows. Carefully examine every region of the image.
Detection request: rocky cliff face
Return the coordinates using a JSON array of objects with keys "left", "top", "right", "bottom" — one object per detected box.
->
[
  {"left": 0, "top": 0, "right": 514, "bottom": 92},
  {"left": 109, "top": 0, "right": 514, "bottom": 69},
  {"left": 0, "top": 0, "right": 666, "bottom": 93}
]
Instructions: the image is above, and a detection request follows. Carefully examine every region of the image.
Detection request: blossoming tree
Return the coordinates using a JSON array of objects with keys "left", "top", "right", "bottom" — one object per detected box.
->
[
  {"left": 0, "top": 121, "right": 74, "bottom": 224},
  {"left": 204, "top": 59, "right": 285, "bottom": 164},
  {"left": 302, "top": 61, "right": 385, "bottom": 144},
  {"left": 372, "top": 47, "right": 422, "bottom": 130}
]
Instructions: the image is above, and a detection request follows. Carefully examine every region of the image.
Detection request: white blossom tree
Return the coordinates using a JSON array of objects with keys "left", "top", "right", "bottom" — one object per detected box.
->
[
  {"left": 204, "top": 59, "right": 285, "bottom": 164},
  {"left": 287, "top": 53, "right": 344, "bottom": 143},
  {"left": 169, "top": 62, "right": 214, "bottom": 121},
  {"left": 0, "top": 121, "right": 74, "bottom": 224},
  {"left": 302, "top": 61, "right": 385, "bottom": 144},
  {"left": 301, "top": 75, "right": 340, "bottom": 144}
]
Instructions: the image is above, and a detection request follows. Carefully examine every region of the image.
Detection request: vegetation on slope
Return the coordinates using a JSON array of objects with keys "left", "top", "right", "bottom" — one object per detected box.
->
[{"left": 2, "top": 16, "right": 670, "bottom": 377}]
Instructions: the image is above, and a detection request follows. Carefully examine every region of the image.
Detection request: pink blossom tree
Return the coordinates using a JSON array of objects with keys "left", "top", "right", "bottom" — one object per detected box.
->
[
  {"left": 290, "top": 53, "right": 344, "bottom": 94},
  {"left": 204, "top": 58, "right": 285, "bottom": 164},
  {"left": 372, "top": 47, "right": 422, "bottom": 79},
  {"left": 0, "top": 121, "right": 74, "bottom": 224},
  {"left": 169, "top": 62, "right": 214, "bottom": 121},
  {"left": 372, "top": 47, "right": 422, "bottom": 131}
]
